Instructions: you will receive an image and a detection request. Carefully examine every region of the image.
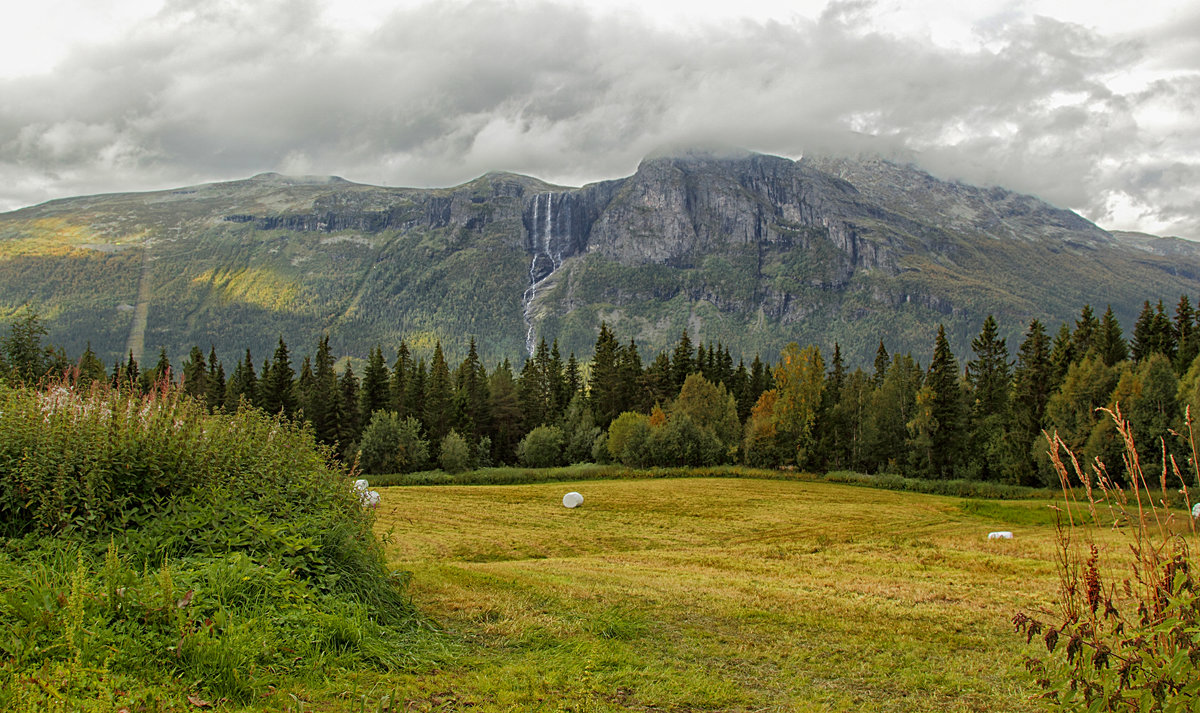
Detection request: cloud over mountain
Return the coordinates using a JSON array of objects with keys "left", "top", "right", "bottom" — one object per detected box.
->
[{"left": 1, "top": 0, "right": 1197, "bottom": 238}]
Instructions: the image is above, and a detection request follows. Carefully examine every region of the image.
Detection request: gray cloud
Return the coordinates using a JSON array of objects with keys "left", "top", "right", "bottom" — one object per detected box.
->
[{"left": 1, "top": 0, "right": 1197, "bottom": 238}]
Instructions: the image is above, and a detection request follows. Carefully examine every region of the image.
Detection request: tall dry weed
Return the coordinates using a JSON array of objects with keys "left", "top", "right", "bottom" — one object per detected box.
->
[{"left": 1014, "top": 405, "right": 1200, "bottom": 710}]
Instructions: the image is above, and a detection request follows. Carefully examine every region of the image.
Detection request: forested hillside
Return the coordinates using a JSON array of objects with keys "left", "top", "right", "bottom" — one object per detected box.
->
[{"left": 2, "top": 151, "right": 1199, "bottom": 369}]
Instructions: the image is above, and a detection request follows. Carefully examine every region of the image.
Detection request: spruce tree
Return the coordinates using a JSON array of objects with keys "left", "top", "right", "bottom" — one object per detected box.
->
[
  {"left": 206, "top": 347, "right": 225, "bottom": 412},
  {"left": 182, "top": 346, "right": 208, "bottom": 400},
  {"left": 390, "top": 340, "right": 412, "bottom": 416},
  {"left": 1131, "top": 300, "right": 1155, "bottom": 362},
  {"left": 309, "top": 336, "right": 340, "bottom": 446},
  {"left": 141, "top": 348, "right": 172, "bottom": 392},
  {"left": 424, "top": 342, "right": 454, "bottom": 446},
  {"left": 670, "top": 329, "right": 694, "bottom": 389},
  {"left": 617, "top": 339, "right": 645, "bottom": 413},
  {"left": 1006, "top": 320, "right": 1052, "bottom": 485},
  {"left": 1049, "top": 323, "right": 1074, "bottom": 388},
  {"left": 1072, "top": 304, "right": 1100, "bottom": 358},
  {"left": 76, "top": 342, "right": 107, "bottom": 386},
  {"left": 924, "top": 324, "right": 966, "bottom": 478},
  {"left": 644, "top": 351, "right": 674, "bottom": 408},
  {"left": 589, "top": 323, "right": 622, "bottom": 427},
  {"left": 488, "top": 360, "right": 522, "bottom": 463},
  {"left": 965, "top": 315, "right": 1011, "bottom": 480},
  {"left": 224, "top": 349, "right": 257, "bottom": 410},
  {"left": 872, "top": 340, "right": 889, "bottom": 387},
  {"left": 359, "top": 345, "right": 391, "bottom": 423},
  {"left": 457, "top": 337, "right": 490, "bottom": 441},
  {"left": 337, "top": 364, "right": 362, "bottom": 451},
  {"left": 1098, "top": 305, "right": 1129, "bottom": 366},
  {"left": 1175, "top": 295, "right": 1198, "bottom": 373},
  {"left": 261, "top": 337, "right": 297, "bottom": 417}
]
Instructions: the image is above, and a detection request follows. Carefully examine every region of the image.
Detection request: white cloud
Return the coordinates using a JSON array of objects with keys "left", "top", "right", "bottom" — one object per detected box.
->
[{"left": 0, "top": 0, "right": 1196, "bottom": 239}]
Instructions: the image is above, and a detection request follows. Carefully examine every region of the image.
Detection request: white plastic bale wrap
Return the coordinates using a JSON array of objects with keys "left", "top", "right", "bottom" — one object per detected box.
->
[
  {"left": 562, "top": 492, "right": 584, "bottom": 508},
  {"left": 354, "top": 479, "right": 379, "bottom": 507},
  {"left": 988, "top": 531, "right": 1014, "bottom": 540},
  {"left": 1193, "top": 502, "right": 1200, "bottom": 519}
]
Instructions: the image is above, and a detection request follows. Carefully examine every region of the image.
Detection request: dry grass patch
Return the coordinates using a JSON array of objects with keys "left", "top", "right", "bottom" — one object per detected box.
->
[{"left": 373, "top": 478, "right": 1088, "bottom": 712}]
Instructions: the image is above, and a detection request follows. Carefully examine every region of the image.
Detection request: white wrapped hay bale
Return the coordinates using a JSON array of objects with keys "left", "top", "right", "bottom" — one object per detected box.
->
[
  {"left": 1192, "top": 502, "right": 1200, "bottom": 519},
  {"left": 562, "top": 491, "right": 584, "bottom": 508},
  {"left": 354, "top": 478, "right": 380, "bottom": 507},
  {"left": 988, "top": 531, "right": 1013, "bottom": 540}
]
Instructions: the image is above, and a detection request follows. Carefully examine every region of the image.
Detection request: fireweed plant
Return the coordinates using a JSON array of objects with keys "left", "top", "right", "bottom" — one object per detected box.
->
[
  {"left": 0, "top": 377, "right": 428, "bottom": 709},
  {"left": 1014, "top": 406, "right": 1200, "bottom": 710}
]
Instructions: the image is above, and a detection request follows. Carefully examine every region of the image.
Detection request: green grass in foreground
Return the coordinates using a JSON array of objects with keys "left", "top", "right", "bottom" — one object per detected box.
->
[{"left": 367, "top": 477, "right": 1081, "bottom": 712}]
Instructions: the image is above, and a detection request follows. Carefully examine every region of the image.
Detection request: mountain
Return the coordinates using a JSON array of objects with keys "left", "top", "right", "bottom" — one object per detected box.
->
[{"left": 1, "top": 151, "right": 1198, "bottom": 368}]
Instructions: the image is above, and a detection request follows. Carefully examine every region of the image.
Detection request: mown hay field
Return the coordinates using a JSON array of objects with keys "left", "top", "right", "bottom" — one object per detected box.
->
[{"left": 373, "top": 477, "right": 1073, "bottom": 712}]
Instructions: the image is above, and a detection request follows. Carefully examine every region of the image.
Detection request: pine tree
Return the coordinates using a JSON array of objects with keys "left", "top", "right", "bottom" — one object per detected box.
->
[
  {"left": 670, "top": 329, "right": 694, "bottom": 389},
  {"left": 1049, "top": 323, "right": 1074, "bottom": 388},
  {"left": 966, "top": 315, "right": 1011, "bottom": 415},
  {"left": 296, "top": 356, "right": 314, "bottom": 420},
  {"left": 182, "top": 346, "right": 208, "bottom": 400},
  {"left": 872, "top": 340, "right": 890, "bottom": 387},
  {"left": 75, "top": 342, "right": 107, "bottom": 387},
  {"left": 407, "top": 359, "right": 427, "bottom": 419},
  {"left": 224, "top": 349, "right": 257, "bottom": 410},
  {"left": 589, "top": 323, "right": 622, "bottom": 427},
  {"left": 748, "top": 354, "right": 773, "bottom": 408},
  {"left": 923, "top": 325, "right": 966, "bottom": 478},
  {"left": 140, "top": 348, "right": 172, "bottom": 392},
  {"left": 1006, "top": 320, "right": 1053, "bottom": 485},
  {"left": 1131, "top": 300, "right": 1155, "bottom": 362},
  {"left": 261, "top": 337, "right": 297, "bottom": 417},
  {"left": 206, "top": 348, "right": 226, "bottom": 412},
  {"left": 644, "top": 351, "right": 674, "bottom": 408},
  {"left": 1072, "top": 304, "right": 1100, "bottom": 358},
  {"left": 730, "top": 360, "right": 753, "bottom": 421},
  {"left": 965, "top": 315, "right": 1011, "bottom": 480},
  {"left": 1098, "top": 305, "right": 1129, "bottom": 366},
  {"left": 617, "top": 339, "right": 645, "bottom": 413},
  {"left": 1175, "top": 295, "right": 1198, "bottom": 373},
  {"left": 457, "top": 337, "right": 490, "bottom": 441},
  {"left": 564, "top": 353, "right": 582, "bottom": 403},
  {"left": 390, "top": 340, "right": 412, "bottom": 416},
  {"left": 819, "top": 343, "right": 849, "bottom": 468},
  {"left": 337, "top": 364, "right": 362, "bottom": 451},
  {"left": 863, "top": 353, "right": 922, "bottom": 473},
  {"left": 309, "top": 336, "right": 340, "bottom": 446},
  {"left": 488, "top": 360, "right": 522, "bottom": 463},
  {"left": 360, "top": 345, "right": 391, "bottom": 423},
  {"left": 114, "top": 351, "right": 139, "bottom": 389},
  {"left": 424, "top": 342, "right": 454, "bottom": 446}
]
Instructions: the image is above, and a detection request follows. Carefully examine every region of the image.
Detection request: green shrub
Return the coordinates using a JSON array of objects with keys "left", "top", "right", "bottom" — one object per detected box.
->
[
  {"left": 517, "top": 425, "right": 565, "bottom": 468},
  {"left": 439, "top": 430, "right": 471, "bottom": 473},
  {"left": 606, "top": 412, "right": 652, "bottom": 467},
  {"left": 358, "top": 411, "right": 429, "bottom": 475}
]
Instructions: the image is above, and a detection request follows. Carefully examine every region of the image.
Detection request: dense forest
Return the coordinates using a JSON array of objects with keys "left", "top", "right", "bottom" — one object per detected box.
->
[{"left": 3, "top": 295, "right": 1198, "bottom": 486}]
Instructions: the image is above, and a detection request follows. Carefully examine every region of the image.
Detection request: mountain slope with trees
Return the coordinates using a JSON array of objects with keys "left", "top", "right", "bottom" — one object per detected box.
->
[{"left": 1, "top": 151, "right": 1198, "bottom": 368}]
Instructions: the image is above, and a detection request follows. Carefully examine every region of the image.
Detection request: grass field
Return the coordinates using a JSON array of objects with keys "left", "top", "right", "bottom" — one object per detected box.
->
[{"left": 368, "top": 477, "right": 1073, "bottom": 712}]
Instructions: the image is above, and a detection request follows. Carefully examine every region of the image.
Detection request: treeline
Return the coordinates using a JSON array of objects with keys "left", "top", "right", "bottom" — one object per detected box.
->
[{"left": 3, "top": 296, "right": 1198, "bottom": 485}]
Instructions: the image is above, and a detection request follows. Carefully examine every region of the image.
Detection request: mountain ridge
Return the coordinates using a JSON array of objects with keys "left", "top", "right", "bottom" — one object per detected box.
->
[{"left": 1, "top": 150, "right": 1197, "bottom": 368}]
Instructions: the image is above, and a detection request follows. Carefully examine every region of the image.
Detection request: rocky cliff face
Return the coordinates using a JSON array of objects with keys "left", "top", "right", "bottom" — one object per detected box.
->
[{"left": 3, "top": 150, "right": 1199, "bottom": 367}]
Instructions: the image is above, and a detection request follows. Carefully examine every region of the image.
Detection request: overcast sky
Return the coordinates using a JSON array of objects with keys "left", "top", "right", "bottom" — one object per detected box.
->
[{"left": 1, "top": 0, "right": 1197, "bottom": 238}]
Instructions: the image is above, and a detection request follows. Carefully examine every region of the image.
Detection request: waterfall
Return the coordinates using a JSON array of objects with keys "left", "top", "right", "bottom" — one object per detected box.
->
[{"left": 522, "top": 193, "right": 562, "bottom": 356}]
